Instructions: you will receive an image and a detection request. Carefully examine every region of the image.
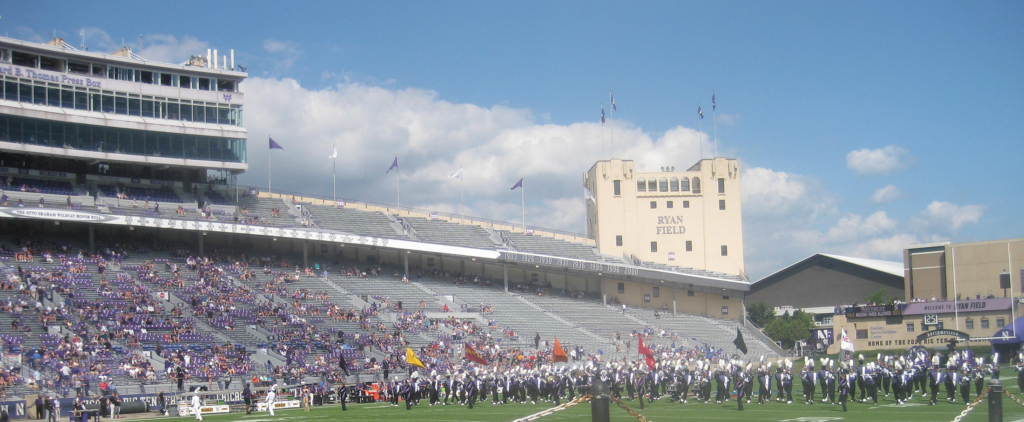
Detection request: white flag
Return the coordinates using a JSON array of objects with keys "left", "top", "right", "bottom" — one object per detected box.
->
[
  {"left": 328, "top": 147, "right": 337, "bottom": 159},
  {"left": 449, "top": 167, "right": 463, "bottom": 179},
  {"left": 583, "top": 186, "right": 596, "bottom": 203},
  {"left": 840, "top": 328, "right": 855, "bottom": 352}
]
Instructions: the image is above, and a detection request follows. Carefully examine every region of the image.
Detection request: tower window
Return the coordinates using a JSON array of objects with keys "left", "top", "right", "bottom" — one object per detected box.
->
[
  {"left": 692, "top": 177, "right": 701, "bottom": 194},
  {"left": 719, "top": 200, "right": 726, "bottom": 210},
  {"left": 613, "top": 180, "right": 621, "bottom": 196},
  {"left": 650, "top": 201, "right": 657, "bottom": 209},
  {"left": 670, "top": 177, "right": 679, "bottom": 191},
  {"left": 648, "top": 179, "right": 657, "bottom": 191},
  {"left": 616, "top": 235, "right": 623, "bottom": 246},
  {"left": 718, "top": 177, "right": 726, "bottom": 194},
  {"left": 651, "top": 242, "right": 658, "bottom": 252},
  {"left": 683, "top": 201, "right": 689, "bottom": 208},
  {"left": 636, "top": 178, "right": 646, "bottom": 192},
  {"left": 666, "top": 201, "right": 673, "bottom": 209},
  {"left": 721, "top": 245, "right": 728, "bottom": 256},
  {"left": 686, "top": 241, "right": 692, "bottom": 251},
  {"left": 659, "top": 178, "right": 668, "bottom": 192}
]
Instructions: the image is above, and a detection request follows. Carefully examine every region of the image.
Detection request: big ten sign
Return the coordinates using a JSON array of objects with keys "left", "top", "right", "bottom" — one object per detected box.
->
[{"left": 655, "top": 216, "right": 685, "bottom": 235}]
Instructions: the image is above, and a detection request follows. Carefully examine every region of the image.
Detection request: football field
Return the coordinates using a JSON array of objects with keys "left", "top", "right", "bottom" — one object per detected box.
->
[{"left": 168, "top": 388, "right": 1024, "bottom": 422}]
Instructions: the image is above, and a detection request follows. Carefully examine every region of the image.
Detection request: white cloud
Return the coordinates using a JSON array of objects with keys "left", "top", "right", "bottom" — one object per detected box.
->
[
  {"left": 140, "top": 35, "right": 210, "bottom": 65},
  {"left": 918, "top": 201, "right": 986, "bottom": 234},
  {"left": 846, "top": 145, "right": 913, "bottom": 175},
  {"left": 260, "top": 40, "right": 302, "bottom": 74},
  {"left": 239, "top": 77, "right": 715, "bottom": 236},
  {"left": 870, "top": 184, "right": 902, "bottom": 204},
  {"left": 715, "top": 113, "right": 740, "bottom": 125}
]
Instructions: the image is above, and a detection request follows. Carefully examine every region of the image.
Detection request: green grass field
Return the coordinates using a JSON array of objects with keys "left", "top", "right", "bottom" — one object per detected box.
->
[{"left": 166, "top": 383, "right": 1024, "bottom": 422}]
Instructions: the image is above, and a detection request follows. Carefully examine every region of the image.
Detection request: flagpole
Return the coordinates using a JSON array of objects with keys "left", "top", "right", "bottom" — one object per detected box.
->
[
  {"left": 268, "top": 147, "right": 272, "bottom": 194},
  {"left": 460, "top": 166, "right": 465, "bottom": 224},
  {"left": 332, "top": 144, "right": 337, "bottom": 203},
  {"left": 396, "top": 157, "right": 401, "bottom": 213},
  {"left": 521, "top": 178, "right": 525, "bottom": 233},
  {"left": 697, "top": 103, "right": 704, "bottom": 159},
  {"left": 601, "top": 104, "right": 605, "bottom": 160},
  {"left": 712, "top": 91, "right": 718, "bottom": 158},
  {"left": 609, "top": 92, "right": 614, "bottom": 153}
]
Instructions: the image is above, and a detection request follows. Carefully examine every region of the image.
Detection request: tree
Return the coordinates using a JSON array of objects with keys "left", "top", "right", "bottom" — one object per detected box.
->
[
  {"left": 864, "top": 288, "right": 898, "bottom": 305},
  {"left": 764, "top": 310, "right": 816, "bottom": 349},
  {"left": 747, "top": 301, "right": 776, "bottom": 327}
]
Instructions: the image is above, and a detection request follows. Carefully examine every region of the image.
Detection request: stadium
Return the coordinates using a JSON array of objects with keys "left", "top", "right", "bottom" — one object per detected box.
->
[{"left": 0, "top": 33, "right": 1021, "bottom": 422}]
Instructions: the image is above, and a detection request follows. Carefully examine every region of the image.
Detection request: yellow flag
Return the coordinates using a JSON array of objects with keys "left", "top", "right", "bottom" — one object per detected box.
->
[{"left": 406, "top": 347, "right": 425, "bottom": 369}]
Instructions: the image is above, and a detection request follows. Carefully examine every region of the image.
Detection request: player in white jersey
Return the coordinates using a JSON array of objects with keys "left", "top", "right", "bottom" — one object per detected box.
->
[
  {"left": 266, "top": 384, "right": 278, "bottom": 416},
  {"left": 191, "top": 388, "right": 204, "bottom": 421}
]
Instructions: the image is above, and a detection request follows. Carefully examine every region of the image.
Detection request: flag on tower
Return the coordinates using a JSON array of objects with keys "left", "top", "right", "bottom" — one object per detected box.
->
[
  {"left": 449, "top": 167, "right": 463, "bottom": 179},
  {"left": 712, "top": 93, "right": 716, "bottom": 111},
  {"left": 601, "top": 106, "right": 605, "bottom": 124},
  {"left": 269, "top": 137, "right": 284, "bottom": 150},
  {"left": 610, "top": 93, "right": 616, "bottom": 111},
  {"left": 583, "top": 186, "right": 596, "bottom": 203},
  {"left": 698, "top": 106, "right": 704, "bottom": 120},
  {"left": 328, "top": 147, "right": 337, "bottom": 159},
  {"left": 386, "top": 156, "right": 398, "bottom": 174},
  {"left": 511, "top": 178, "right": 523, "bottom": 190}
]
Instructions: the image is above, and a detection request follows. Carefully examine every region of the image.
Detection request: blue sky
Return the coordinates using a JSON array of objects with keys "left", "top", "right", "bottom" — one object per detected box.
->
[{"left": 3, "top": 1, "right": 1022, "bottom": 279}]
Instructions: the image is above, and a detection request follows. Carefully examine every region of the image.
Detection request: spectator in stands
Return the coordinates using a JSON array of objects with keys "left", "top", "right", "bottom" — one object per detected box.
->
[
  {"left": 131, "top": 199, "right": 138, "bottom": 208},
  {"left": 1, "top": 191, "right": 7, "bottom": 206},
  {"left": 154, "top": 203, "right": 160, "bottom": 214},
  {"left": 66, "top": 196, "right": 72, "bottom": 210},
  {"left": 16, "top": 199, "right": 24, "bottom": 207},
  {"left": 39, "top": 196, "right": 44, "bottom": 207}
]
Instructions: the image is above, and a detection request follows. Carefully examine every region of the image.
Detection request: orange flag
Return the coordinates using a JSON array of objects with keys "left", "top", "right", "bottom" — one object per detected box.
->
[{"left": 553, "top": 337, "right": 569, "bottom": 363}]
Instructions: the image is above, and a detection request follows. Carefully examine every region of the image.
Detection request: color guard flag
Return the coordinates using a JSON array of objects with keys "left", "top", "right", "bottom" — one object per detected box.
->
[
  {"left": 511, "top": 178, "right": 523, "bottom": 190},
  {"left": 840, "top": 328, "right": 855, "bottom": 352},
  {"left": 465, "top": 344, "right": 489, "bottom": 365},
  {"left": 387, "top": 156, "right": 398, "bottom": 174},
  {"left": 733, "top": 328, "right": 748, "bottom": 354},
  {"left": 269, "top": 137, "right": 284, "bottom": 150},
  {"left": 637, "top": 336, "right": 656, "bottom": 370},
  {"left": 552, "top": 337, "right": 569, "bottom": 363},
  {"left": 405, "top": 347, "right": 425, "bottom": 369}
]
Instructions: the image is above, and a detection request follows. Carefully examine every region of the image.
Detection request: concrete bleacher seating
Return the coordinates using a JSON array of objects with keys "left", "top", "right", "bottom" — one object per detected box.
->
[
  {"left": 4, "top": 176, "right": 77, "bottom": 196},
  {"left": 97, "top": 183, "right": 184, "bottom": 203},
  {"left": 305, "top": 205, "right": 403, "bottom": 238},
  {"left": 498, "top": 230, "right": 613, "bottom": 261},
  {"left": 405, "top": 217, "right": 497, "bottom": 249},
  {"left": 236, "top": 196, "right": 299, "bottom": 227}
]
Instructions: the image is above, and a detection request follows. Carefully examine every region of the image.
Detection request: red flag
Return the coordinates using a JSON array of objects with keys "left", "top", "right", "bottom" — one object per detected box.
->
[
  {"left": 465, "top": 344, "right": 489, "bottom": 365},
  {"left": 637, "top": 336, "right": 655, "bottom": 370},
  {"left": 552, "top": 337, "right": 568, "bottom": 363}
]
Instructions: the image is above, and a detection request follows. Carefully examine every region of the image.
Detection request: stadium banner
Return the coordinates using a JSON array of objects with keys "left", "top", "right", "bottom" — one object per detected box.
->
[
  {"left": 178, "top": 405, "right": 231, "bottom": 416},
  {"left": 256, "top": 400, "right": 301, "bottom": 411},
  {"left": 0, "top": 400, "right": 26, "bottom": 419},
  {"left": 901, "top": 298, "right": 1012, "bottom": 315},
  {"left": 845, "top": 304, "right": 901, "bottom": 319}
]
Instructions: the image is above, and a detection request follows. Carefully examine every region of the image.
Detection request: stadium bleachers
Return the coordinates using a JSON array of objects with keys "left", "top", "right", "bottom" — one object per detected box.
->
[
  {"left": 236, "top": 196, "right": 300, "bottom": 227},
  {"left": 404, "top": 217, "right": 497, "bottom": 249},
  {"left": 305, "top": 205, "right": 403, "bottom": 238},
  {"left": 97, "top": 183, "right": 183, "bottom": 203},
  {"left": 3, "top": 176, "right": 77, "bottom": 196},
  {"left": 498, "top": 230, "right": 611, "bottom": 261}
]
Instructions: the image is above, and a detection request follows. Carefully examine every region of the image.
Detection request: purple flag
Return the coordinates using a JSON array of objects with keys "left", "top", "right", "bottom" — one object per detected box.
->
[
  {"left": 601, "top": 106, "right": 605, "bottom": 124},
  {"left": 611, "top": 93, "right": 616, "bottom": 111},
  {"left": 387, "top": 156, "right": 398, "bottom": 174},
  {"left": 511, "top": 178, "right": 523, "bottom": 190},
  {"left": 712, "top": 93, "right": 716, "bottom": 111},
  {"left": 269, "top": 137, "right": 284, "bottom": 150},
  {"left": 698, "top": 106, "right": 704, "bottom": 120}
]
